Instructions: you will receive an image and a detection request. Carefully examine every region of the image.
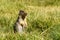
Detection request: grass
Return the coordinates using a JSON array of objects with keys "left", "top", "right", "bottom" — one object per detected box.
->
[{"left": 0, "top": 0, "right": 60, "bottom": 40}]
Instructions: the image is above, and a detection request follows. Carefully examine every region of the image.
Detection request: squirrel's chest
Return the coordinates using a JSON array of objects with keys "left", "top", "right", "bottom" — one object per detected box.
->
[{"left": 19, "top": 18, "right": 25, "bottom": 24}]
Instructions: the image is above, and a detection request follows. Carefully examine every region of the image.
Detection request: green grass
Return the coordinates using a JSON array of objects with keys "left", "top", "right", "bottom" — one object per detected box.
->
[{"left": 0, "top": 0, "right": 60, "bottom": 40}]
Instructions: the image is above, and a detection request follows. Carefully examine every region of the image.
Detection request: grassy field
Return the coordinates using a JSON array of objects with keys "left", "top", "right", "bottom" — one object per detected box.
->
[{"left": 0, "top": 0, "right": 60, "bottom": 40}]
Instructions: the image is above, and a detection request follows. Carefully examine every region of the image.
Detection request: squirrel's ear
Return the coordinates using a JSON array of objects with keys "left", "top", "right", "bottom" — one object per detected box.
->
[{"left": 25, "top": 13, "right": 27, "bottom": 16}]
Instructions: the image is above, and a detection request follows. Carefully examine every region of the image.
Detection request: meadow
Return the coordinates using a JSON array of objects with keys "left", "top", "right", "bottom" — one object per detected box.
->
[{"left": 0, "top": 0, "right": 60, "bottom": 40}]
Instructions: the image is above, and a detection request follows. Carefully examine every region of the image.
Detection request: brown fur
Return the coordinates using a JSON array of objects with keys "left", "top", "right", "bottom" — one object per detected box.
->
[{"left": 14, "top": 10, "right": 27, "bottom": 33}]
